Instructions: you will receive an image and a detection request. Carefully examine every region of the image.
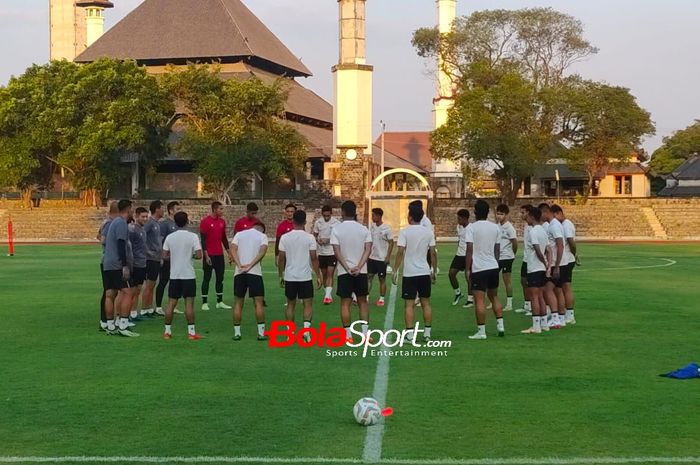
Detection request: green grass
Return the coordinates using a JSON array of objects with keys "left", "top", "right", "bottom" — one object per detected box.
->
[{"left": 1, "top": 243, "right": 699, "bottom": 464}]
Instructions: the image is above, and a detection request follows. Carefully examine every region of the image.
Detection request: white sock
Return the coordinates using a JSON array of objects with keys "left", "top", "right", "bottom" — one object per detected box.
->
[
  {"left": 379, "top": 296, "right": 385, "bottom": 302},
  {"left": 325, "top": 287, "right": 332, "bottom": 298},
  {"left": 467, "top": 295, "right": 474, "bottom": 303},
  {"left": 496, "top": 318, "right": 504, "bottom": 332},
  {"left": 130, "top": 311, "right": 138, "bottom": 319},
  {"left": 361, "top": 323, "right": 369, "bottom": 336},
  {"left": 100, "top": 320, "right": 108, "bottom": 329},
  {"left": 303, "top": 320, "right": 311, "bottom": 329},
  {"left": 107, "top": 319, "right": 115, "bottom": 331},
  {"left": 164, "top": 324, "right": 172, "bottom": 334},
  {"left": 234, "top": 325, "right": 241, "bottom": 337},
  {"left": 567, "top": 309, "right": 575, "bottom": 318},
  {"left": 533, "top": 316, "right": 541, "bottom": 331},
  {"left": 187, "top": 324, "right": 195, "bottom": 336},
  {"left": 257, "top": 323, "right": 265, "bottom": 337},
  {"left": 404, "top": 329, "right": 414, "bottom": 341},
  {"left": 425, "top": 326, "right": 432, "bottom": 338},
  {"left": 546, "top": 306, "right": 552, "bottom": 318},
  {"left": 524, "top": 301, "right": 531, "bottom": 311},
  {"left": 345, "top": 326, "right": 352, "bottom": 339},
  {"left": 477, "top": 324, "right": 486, "bottom": 336},
  {"left": 118, "top": 318, "right": 129, "bottom": 330},
  {"left": 454, "top": 288, "right": 462, "bottom": 295},
  {"left": 506, "top": 297, "right": 513, "bottom": 307},
  {"left": 140, "top": 308, "right": 149, "bottom": 316}
]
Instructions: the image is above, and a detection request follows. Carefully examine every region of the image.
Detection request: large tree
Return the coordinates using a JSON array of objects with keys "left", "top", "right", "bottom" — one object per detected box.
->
[
  {"left": 559, "top": 79, "right": 655, "bottom": 195},
  {"left": 649, "top": 120, "right": 700, "bottom": 175},
  {"left": 161, "top": 65, "right": 307, "bottom": 203}
]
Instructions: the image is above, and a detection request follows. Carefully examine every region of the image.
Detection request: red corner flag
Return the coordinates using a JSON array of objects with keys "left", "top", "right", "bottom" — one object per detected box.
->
[{"left": 7, "top": 215, "right": 14, "bottom": 257}]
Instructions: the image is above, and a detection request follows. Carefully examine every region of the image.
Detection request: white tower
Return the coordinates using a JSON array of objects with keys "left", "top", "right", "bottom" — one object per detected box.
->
[
  {"left": 333, "top": 0, "right": 373, "bottom": 158},
  {"left": 432, "top": 0, "right": 462, "bottom": 192},
  {"left": 77, "top": 1, "right": 114, "bottom": 47},
  {"left": 49, "top": 0, "right": 113, "bottom": 61}
]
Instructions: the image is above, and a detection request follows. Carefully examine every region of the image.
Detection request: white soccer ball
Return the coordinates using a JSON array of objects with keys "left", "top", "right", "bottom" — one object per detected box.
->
[{"left": 353, "top": 397, "right": 382, "bottom": 426}]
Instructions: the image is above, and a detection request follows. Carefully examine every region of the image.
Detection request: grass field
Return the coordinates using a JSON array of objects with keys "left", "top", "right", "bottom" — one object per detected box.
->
[{"left": 1, "top": 243, "right": 699, "bottom": 465}]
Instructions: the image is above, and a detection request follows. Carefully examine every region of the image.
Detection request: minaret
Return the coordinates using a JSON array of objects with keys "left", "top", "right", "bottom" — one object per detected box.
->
[
  {"left": 432, "top": 0, "right": 462, "bottom": 192},
  {"left": 49, "top": 0, "right": 113, "bottom": 62},
  {"left": 333, "top": 0, "right": 373, "bottom": 159},
  {"left": 77, "top": 1, "right": 114, "bottom": 47}
]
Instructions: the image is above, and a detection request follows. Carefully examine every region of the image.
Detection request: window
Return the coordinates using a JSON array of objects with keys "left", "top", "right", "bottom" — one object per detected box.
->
[{"left": 615, "top": 176, "right": 632, "bottom": 195}]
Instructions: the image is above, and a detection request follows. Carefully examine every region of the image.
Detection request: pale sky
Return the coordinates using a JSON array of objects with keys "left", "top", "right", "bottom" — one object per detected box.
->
[{"left": 1, "top": 0, "right": 699, "bottom": 153}]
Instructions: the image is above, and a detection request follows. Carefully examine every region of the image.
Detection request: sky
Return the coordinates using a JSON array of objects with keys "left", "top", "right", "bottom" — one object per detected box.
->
[{"left": 1, "top": 0, "right": 699, "bottom": 154}]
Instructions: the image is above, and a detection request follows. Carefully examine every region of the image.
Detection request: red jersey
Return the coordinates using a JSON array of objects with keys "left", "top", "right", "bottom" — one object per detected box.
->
[
  {"left": 276, "top": 219, "right": 294, "bottom": 238},
  {"left": 234, "top": 216, "right": 257, "bottom": 234},
  {"left": 200, "top": 215, "right": 227, "bottom": 256}
]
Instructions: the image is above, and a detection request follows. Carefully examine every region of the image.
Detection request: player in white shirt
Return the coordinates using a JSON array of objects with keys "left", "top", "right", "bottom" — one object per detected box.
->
[
  {"left": 312, "top": 205, "right": 340, "bottom": 304},
  {"left": 230, "top": 222, "right": 269, "bottom": 341},
  {"left": 465, "top": 200, "right": 504, "bottom": 340},
  {"left": 161, "top": 212, "right": 203, "bottom": 340},
  {"left": 552, "top": 205, "right": 577, "bottom": 325},
  {"left": 409, "top": 199, "right": 435, "bottom": 307},
  {"left": 539, "top": 203, "right": 566, "bottom": 328},
  {"left": 278, "top": 210, "right": 322, "bottom": 340},
  {"left": 392, "top": 205, "right": 436, "bottom": 342},
  {"left": 495, "top": 204, "right": 518, "bottom": 312},
  {"left": 521, "top": 206, "right": 549, "bottom": 334},
  {"left": 330, "top": 201, "right": 373, "bottom": 342},
  {"left": 368, "top": 208, "right": 394, "bottom": 307},
  {"left": 448, "top": 209, "right": 472, "bottom": 307},
  {"left": 515, "top": 204, "right": 533, "bottom": 315}
]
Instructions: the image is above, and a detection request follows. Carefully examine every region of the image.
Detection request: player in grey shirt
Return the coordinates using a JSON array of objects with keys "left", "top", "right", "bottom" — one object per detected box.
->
[
  {"left": 98, "top": 201, "right": 119, "bottom": 331},
  {"left": 140, "top": 200, "right": 164, "bottom": 317},
  {"left": 103, "top": 199, "right": 138, "bottom": 337},
  {"left": 127, "top": 207, "right": 149, "bottom": 324},
  {"left": 155, "top": 201, "right": 181, "bottom": 313}
]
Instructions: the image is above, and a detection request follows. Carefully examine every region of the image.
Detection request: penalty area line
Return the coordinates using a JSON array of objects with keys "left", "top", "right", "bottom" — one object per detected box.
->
[
  {"left": 576, "top": 258, "right": 676, "bottom": 272},
  {"left": 361, "top": 283, "right": 398, "bottom": 463},
  {"left": 1, "top": 456, "right": 700, "bottom": 464}
]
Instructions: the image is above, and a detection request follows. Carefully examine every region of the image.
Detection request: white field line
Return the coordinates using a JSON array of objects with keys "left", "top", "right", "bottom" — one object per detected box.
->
[
  {"left": 1, "top": 456, "right": 700, "bottom": 464},
  {"left": 576, "top": 258, "right": 676, "bottom": 272},
  {"left": 361, "top": 283, "right": 398, "bottom": 463}
]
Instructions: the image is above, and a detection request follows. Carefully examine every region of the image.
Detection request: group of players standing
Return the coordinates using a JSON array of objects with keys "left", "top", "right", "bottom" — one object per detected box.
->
[{"left": 97, "top": 196, "right": 577, "bottom": 342}]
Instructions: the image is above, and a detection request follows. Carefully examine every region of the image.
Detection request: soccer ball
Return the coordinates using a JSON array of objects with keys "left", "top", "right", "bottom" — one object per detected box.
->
[{"left": 353, "top": 397, "right": 382, "bottom": 426}]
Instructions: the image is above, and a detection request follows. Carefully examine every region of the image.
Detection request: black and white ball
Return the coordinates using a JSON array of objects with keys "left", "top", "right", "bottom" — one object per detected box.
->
[{"left": 353, "top": 397, "right": 382, "bottom": 426}]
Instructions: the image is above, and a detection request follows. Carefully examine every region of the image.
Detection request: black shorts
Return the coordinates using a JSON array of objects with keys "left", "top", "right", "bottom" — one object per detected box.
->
[
  {"left": 555, "top": 262, "right": 574, "bottom": 286},
  {"left": 318, "top": 255, "right": 337, "bottom": 269},
  {"left": 527, "top": 271, "right": 547, "bottom": 288},
  {"left": 104, "top": 269, "right": 128, "bottom": 291},
  {"left": 285, "top": 280, "right": 314, "bottom": 300},
  {"left": 499, "top": 259, "right": 514, "bottom": 274},
  {"left": 367, "top": 259, "right": 388, "bottom": 277},
  {"left": 146, "top": 260, "right": 161, "bottom": 281},
  {"left": 129, "top": 267, "right": 146, "bottom": 287},
  {"left": 471, "top": 268, "right": 499, "bottom": 292},
  {"left": 450, "top": 255, "right": 466, "bottom": 271},
  {"left": 234, "top": 274, "right": 265, "bottom": 298},
  {"left": 169, "top": 279, "right": 196, "bottom": 299},
  {"left": 520, "top": 261, "right": 528, "bottom": 278},
  {"left": 337, "top": 274, "right": 369, "bottom": 299},
  {"left": 401, "top": 275, "right": 432, "bottom": 299}
]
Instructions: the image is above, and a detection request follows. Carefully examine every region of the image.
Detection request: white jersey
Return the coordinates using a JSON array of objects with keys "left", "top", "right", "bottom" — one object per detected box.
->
[
  {"left": 397, "top": 224, "right": 436, "bottom": 277},
  {"left": 456, "top": 224, "right": 469, "bottom": 257},
  {"left": 232, "top": 228, "right": 269, "bottom": 276},
  {"left": 312, "top": 217, "right": 339, "bottom": 256},
  {"left": 370, "top": 222, "right": 393, "bottom": 261},
  {"left": 279, "top": 229, "right": 317, "bottom": 282},
  {"left": 465, "top": 220, "right": 500, "bottom": 273},
  {"left": 525, "top": 224, "right": 548, "bottom": 273},
  {"left": 162, "top": 230, "right": 202, "bottom": 280},
  {"left": 498, "top": 221, "right": 517, "bottom": 260},
  {"left": 330, "top": 220, "right": 372, "bottom": 276},
  {"left": 547, "top": 218, "right": 565, "bottom": 264},
  {"left": 562, "top": 219, "right": 576, "bottom": 264}
]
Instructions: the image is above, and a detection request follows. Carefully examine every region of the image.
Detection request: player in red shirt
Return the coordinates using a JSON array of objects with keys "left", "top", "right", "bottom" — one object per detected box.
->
[
  {"left": 234, "top": 202, "right": 259, "bottom": 235},
  {"left": 200, "top": 201, "right": 231, "bottom": 311},
  {"left": 275, "top": 203, "right": 297, "bottom": 260}
]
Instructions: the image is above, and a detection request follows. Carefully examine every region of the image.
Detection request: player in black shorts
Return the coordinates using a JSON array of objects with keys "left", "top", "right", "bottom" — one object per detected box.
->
[{"left": 449, "top": 209, "right": 471, "bottom": 307}]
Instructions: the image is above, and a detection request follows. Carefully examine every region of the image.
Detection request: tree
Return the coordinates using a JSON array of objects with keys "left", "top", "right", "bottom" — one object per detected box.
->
[
  {"left": 431, "top": 63, "right": 558, "bottom": 203},
  {"left": 161, "top": 65, "right": 307, "bottom": 203},
  {"left": 0, "top": 61, "right": 79, "bottom": 206},
  {"left": 412, "top": 7, "right": 598, "bottom": 92},
  {"left": 649, "top": 120, "right": 700, "bottom": 175},
  {"left": 559, "top": 79, "right": 655, "bottom": 195}
]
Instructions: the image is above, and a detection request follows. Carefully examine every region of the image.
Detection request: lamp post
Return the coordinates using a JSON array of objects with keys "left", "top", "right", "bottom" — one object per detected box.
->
[{"left": 380, "top": 120, "right": 386, "bottom": 191}]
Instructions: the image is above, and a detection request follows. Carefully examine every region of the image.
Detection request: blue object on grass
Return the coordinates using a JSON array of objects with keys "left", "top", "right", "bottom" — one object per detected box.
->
[{"left": 660, "top": 362, "right": 700, "bottom": 379}]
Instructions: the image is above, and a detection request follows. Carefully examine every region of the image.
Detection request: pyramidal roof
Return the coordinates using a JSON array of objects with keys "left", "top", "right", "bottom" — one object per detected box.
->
[{"left": 75, "top": 0, "right": 311, "bottom": 77}]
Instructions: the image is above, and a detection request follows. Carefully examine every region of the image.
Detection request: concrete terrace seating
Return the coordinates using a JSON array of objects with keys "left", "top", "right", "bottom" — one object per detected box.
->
[{"left": 652, "top": 204, "right": 700, "bottom": 239}]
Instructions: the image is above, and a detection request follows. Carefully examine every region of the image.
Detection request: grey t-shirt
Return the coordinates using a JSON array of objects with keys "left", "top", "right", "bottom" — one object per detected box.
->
[
  {"left": 129, "top": 223, "right": 147, "bottom": 269},
  {"left": 99, "top": 218, "right": 113, "bottom": 264},
  {"left": 104, "top": 217, "right": 128, "bottom": 271},
  {"left": 159, "top": 218, "right": 178, "bottom": 243},
  {"left": 143, "top": 217, "right": 162, "bottom": 261}
]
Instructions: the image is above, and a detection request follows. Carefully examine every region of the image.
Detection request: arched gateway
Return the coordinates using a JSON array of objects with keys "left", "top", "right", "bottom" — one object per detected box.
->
[{"left": 366, "top": 168, "right": 433, "bottom": 232}]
